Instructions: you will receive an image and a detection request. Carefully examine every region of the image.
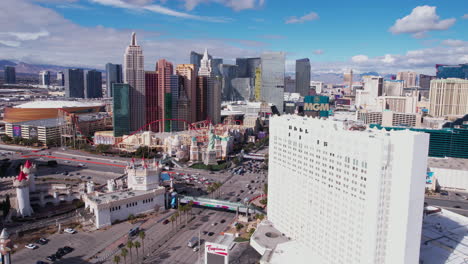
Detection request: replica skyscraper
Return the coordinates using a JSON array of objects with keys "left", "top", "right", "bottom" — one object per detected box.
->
[
  {"left": 198, "top": 48, "right": 221, "bottom": 124},
  {"left": 124, "top": 32, "right": 146, "bottom": 132}
]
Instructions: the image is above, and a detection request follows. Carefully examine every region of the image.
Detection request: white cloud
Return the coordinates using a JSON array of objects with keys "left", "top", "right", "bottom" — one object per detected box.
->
[
  {"left": 463, "top": 14, "right": 468, "bottom": 19},
  {"left": 0, "top": 40, "right": 21, "bottom": 47},
  {"left": 442, "top": 39, "right": 467, "bottom": 47},
  {"left": 389, "top": 6, "right": 456, "bottom": 38},
  {"left": 0, "top": 0, "right": 259, "bottom": 69},
  {"left": 285, "top": 12, "right": 319, "bottom": 24},
  {"left": 313, "top": 49, "right": 324, "bottom": 55},
  {"left": 381, "top": 54, "right": 395, "bottom": 64},
  {"left": 89, "top": 0, "right": 231, "bottom": 22},
  {"left": 351, "top": 55, "right": 369, "bottom": 63},
  {"left": 8, "top": 30, "right": 49, "bottom": 41},
  {"left": 183, "top": 0, "right": 264, "bottom": 11}
]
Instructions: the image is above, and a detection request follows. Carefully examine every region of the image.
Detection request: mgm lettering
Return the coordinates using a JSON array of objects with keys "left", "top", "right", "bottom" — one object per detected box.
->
[{"left": 304, "top": 103, "right": 330, "bottom": 111}]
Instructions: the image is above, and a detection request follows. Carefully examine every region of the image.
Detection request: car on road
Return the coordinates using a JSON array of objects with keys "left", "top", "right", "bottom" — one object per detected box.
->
[
  {"left": 25, "top": 243, "right": 38, "bottom": 249},
  {"left": 220, "top": 219, "right": 226, "bottom": 223},
  {"left": 440, "top": 191, "right": 449, "bottom": 196},
  {"left": 129, "top": 227, "right": 140, "bottom": 236},
  {"left": 62, "top": 171, "right": 69, "bottom": 175},
  {"left": 454, "top": 205, "right": 461, "bottom": 208},
  {"left": 162, "top": 219, "right": 170, "bottom": 225},
  {"left": 193, "top": 246, "right": 200, "bottom": 252},
  {"left": 46, "top": 255, "right": 56, "bottom": 262},
  {"left": 202, "top": 231, "right": 208, "bottom": 235},
  {"left": 211, "top": 222, "right": 217, "bottom": 226},
  {"left": 87, "top": 176, "right": 92, "bottom": 180},
  {"left": 63, "top": 246, "right": 74, "bottom": 254},
  {"left": 78, "top": 163, "right": 85, "bottom": 167},
  {"left": 36, "top": 238, "right": 48, "bottom": 245},
  {"left": 64, "top": 228, "right": 76, "bottom": 234},
  {"left": 208, "top": 232, "right": 215, "bottom": 236}
]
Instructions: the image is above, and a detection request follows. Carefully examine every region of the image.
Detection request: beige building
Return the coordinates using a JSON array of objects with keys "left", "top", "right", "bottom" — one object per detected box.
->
[
  {"left": 429, "top": 78, "right": 468, "bottom": 117},
  {"left": 376, "top": 94, "right": 418, "bottom": 114},
  {"left": 397, "top": 71, "right": 417, "bottom": 88},
  {"left": 358, "top": 111, "right": 421, "bottom": 127},
  {"left": 176, "top": 64, "right": 197, "bottom": 123}
]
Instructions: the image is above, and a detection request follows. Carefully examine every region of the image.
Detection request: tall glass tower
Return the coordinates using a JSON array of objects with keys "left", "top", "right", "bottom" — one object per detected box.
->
[
  {"left": 105, "top": 63, "right": 122, "bottom": 97},
  {"left": 261, "top": 52, "right": 285, "bottom": 113},
  {"left": 295, "top": 58, "right": 311, "bottom": 96}
]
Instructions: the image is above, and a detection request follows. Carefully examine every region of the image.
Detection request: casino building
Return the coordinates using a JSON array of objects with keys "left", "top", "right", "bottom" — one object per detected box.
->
[{"left": 83, "top": 159, "right": 166, "bottom": 229}]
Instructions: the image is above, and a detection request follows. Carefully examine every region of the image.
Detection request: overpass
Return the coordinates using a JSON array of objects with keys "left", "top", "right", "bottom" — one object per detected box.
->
[
  {"left": 179, "top": 196, "right": 266, "bottom": 215},
  {"left": 242, "top": 154, "right": 266, "bottom": 160}
]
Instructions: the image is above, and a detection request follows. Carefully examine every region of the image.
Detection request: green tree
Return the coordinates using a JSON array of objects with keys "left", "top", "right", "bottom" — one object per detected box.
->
[
  {"left": 126, "top": 240, "right": 134, "bottom": 262},
  {"left": 174, "top": 212, "right": 180, "bottom": 226},
  {"left": 1, "top": 135, "right": 12, "bottom": 143},
  {"left": 134, "top": 241, "right": 141, "bottom": 259},
  {"left": 170, "top": 214, "right": 176, "bottom": 230},
  {"left": 120, "top": 248, "right": 128, "bottom": 264},
  {"left": 235, "top": 223, "right": 244, "bottom": 231},
  {"left": 96, "top": 144, "right": 111, "bottom": 153},
  {"left": 138, "top": 231, "right": 146, "bottom": 256},
  {"left": 113, "top": 255, "right": 121, "bottom": 264}
]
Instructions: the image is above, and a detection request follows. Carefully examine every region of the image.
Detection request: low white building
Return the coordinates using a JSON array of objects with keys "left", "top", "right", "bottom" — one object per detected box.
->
[
  {"left": 84, "top": 160, "right": 166, "bottom": 229},
  {"left": 427, "top": 158, "right": 468, "bottom": 191}
]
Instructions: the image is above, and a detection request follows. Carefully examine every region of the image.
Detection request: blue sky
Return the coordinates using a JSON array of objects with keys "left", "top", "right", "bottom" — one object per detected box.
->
[{"left": 0, "top": 0, "right": 467, "bottom": 74}]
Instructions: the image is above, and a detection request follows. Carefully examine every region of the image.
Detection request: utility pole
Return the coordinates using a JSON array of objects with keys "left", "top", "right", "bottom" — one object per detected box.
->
[{"left": 198, "top": 229, "right": 201, "bottom": 264}]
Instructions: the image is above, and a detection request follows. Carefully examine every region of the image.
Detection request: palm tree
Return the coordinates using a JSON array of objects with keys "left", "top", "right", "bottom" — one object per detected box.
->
[
  {"left": 138, "top": 231, "right": 146, "bottom": 256},
  {"left": 113, "top": 255, "right": 121, "bottom": 264},
  {"left": 126, "top": 240, "right": 134, "bottom": 262},
  {"left": 134, "top": 241, "right": 141, "bottom": 259},
  {"left": 121, "top": 248, "right": 128, "bottom": 264},
  {"left": 174, "top": 212, "right": 180, "bottom": 226},
  {"left": 170, "top": 214, "right": 176, "bottom": 230}
]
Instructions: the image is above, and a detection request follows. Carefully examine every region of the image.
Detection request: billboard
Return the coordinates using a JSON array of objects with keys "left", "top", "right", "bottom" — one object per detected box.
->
[
  {"left": 205, "top": 242, "right": 228, "bottom": 264},
  {"left": 304, "top": 96, "right": 330, "bottom": 117},
  {"left": 13, "top": 125, "right": 21, "bottom": 137},
  {"left": 426, "top": 171, "right": 434, "bottom": 184},
  {"left": 335, "top": 98, "right": 351, "bottom": 106},
  {"left": 29, "top": 126, "right": 38, "bottom": 139}
]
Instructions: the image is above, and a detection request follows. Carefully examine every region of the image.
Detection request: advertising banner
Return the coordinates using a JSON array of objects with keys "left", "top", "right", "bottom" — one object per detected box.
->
[
  {"left": 29, "top": 126, "right": 38, "bottom": 139},
  {"left": 205, "top": 242, "right": 228, "bottom": 264},
  {"left": 13, "top": 125, "right": 21, "bottom": 137},
  {"left": 304, "top": 96, "right": 330, "bottom": 117}
]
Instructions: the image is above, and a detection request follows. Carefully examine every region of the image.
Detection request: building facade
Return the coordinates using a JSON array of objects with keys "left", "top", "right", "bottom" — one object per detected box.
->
[
  {"left": 343, "top": 69, "right": 353, "bottom": 94},
  {"left": 106, "top": 63, "right": 123, "bottom": 97},
  {"left": 295, "top": 58, "right": 311, "bottom": 96},
  {"left": 419, "top": 74, "right": 435, "bottom": 90},
  {"left": 145, "top": 71, "right": 158, "bottom": 132},
  {"left": 124, "top": 32, "right": 146, "bottom": 133},
  {"left": 261, "top": 52, "right": 285, "bottom": 113},
  {"left": 358, "top": 111, "right": 421, "bottom": 127},
  {"left": 176, "top": 64, "right": 197, "bottom": 123},
  {"left": 156, "top": 59, "right": 174, "bottom": 132},
  {"left": 84, "top": 70, "right": 103, "bottom": 99},
  {"left": 39, "top": 70, "right": 51, "bottom": 86},
  {"left": 196, "top": 76, "right": 208, "bottom": 121},
  {"left": 397, "top": 71, "right": 418, "bottom": 88},
  {"left": 4, "top": 66, "right": 16, "bottom": 84},
  {"left": 198, "top": 49, "right": 221, "bottom": 124},
  {"left": 267, "top": 115, "right": 429, "bottom": 264},
  {"left": 65, "top": 68, "right": 84, "bottom": 98},
  {"left": 112, "top": 83, "right": 131, "bottom": 137},
  {"left": 436, "top": 64, "right": 468, "bottom": 79},
  {"left": 383, "top": 79, "right": 404, "bottom": 96},
  {"left": 57, "top": 71, "right": 65, "bottom": 86},
  {"left": 429, "top": 78, "right": 468, "bottom": 117}
]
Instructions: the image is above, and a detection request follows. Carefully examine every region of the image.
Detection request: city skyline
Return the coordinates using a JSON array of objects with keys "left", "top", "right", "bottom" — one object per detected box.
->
[{"left": 0, "top": 0, "right": 466, "bottom": 75}]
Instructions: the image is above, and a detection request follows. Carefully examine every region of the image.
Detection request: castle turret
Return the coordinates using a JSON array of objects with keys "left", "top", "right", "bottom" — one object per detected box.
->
[
  {"left": 107, "top": 179, "right": 115, "bottom": 192},
  {"left": 126, "top": 158, "right": 161, "bottom": 191},
  {"left": 86, "top": 181, "right": 95, "bottom": 193},
  {"left": 0, "top": 228, "right": 12, "bottom": 264},
  {"left": 13, "top": 171, "right": 33, "bottom": 217}
]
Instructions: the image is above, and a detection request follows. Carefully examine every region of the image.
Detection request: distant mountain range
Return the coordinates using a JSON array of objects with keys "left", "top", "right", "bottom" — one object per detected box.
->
[{"left": 0, "top": 60, "right": 103, "bottom": 76}]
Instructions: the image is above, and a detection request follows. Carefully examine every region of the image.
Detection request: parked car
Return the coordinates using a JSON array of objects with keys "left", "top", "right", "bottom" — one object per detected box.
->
[
  {"left": 25, "top": 243, "right": 38, "bottom": 249},
  {"left": 36, "top": 238, "right": 48, "bottom": 245},
  {"left": 162, "top": 219, "right": 170, "bottom": 225},
  {"left": 64, "top": 228, "right": 76, "bottom": 234},
  {"left": 46, "top": 255, "right": 56, "bottom": 262},
  {"left": 63, "top": 246, "right": 74, "bottom": 254}
]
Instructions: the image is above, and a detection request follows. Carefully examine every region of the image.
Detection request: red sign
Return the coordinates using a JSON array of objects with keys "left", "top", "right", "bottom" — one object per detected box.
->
[{"left": 206, "top": 244, "right": 227, "bottom": 256}]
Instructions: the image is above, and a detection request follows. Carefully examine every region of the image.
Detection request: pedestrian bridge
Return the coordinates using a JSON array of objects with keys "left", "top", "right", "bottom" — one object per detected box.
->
[
  {"left": 179, "top": 196, "right": 266, "bottom": 215},
  {"left": 242, "top": 154, "right": 266, "bottom": 160}
]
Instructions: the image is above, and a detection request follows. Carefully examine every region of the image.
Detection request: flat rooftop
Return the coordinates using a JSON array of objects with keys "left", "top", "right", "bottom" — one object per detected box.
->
[
  {"left": 14, "top": 100, "right": 104, "bottom": 109},
  {"left": 428, "top": 157, "right": 468, "bottom": 171},
  {"left": 87, "top": 188, "right": 164, "bottom": 205},
  {"left": 420, "top": 209, "right": 468, "bottom": 264}
]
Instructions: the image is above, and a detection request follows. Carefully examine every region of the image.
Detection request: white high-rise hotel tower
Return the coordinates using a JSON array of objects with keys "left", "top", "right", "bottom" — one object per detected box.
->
[
  {"left": 124, "top": 32, "right": 145, "bottom": 132},
  {"left": 267, "top": 115, "right": 429, "bottom": 264}
]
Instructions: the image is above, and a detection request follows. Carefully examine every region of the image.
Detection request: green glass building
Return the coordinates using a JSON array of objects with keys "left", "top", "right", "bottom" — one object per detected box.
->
[
  {"left": 112, "top": 83, "right": 131, "bottom": 137},
  {"left": 370, "top": 124, "right": 468, "bottom": 159}
]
